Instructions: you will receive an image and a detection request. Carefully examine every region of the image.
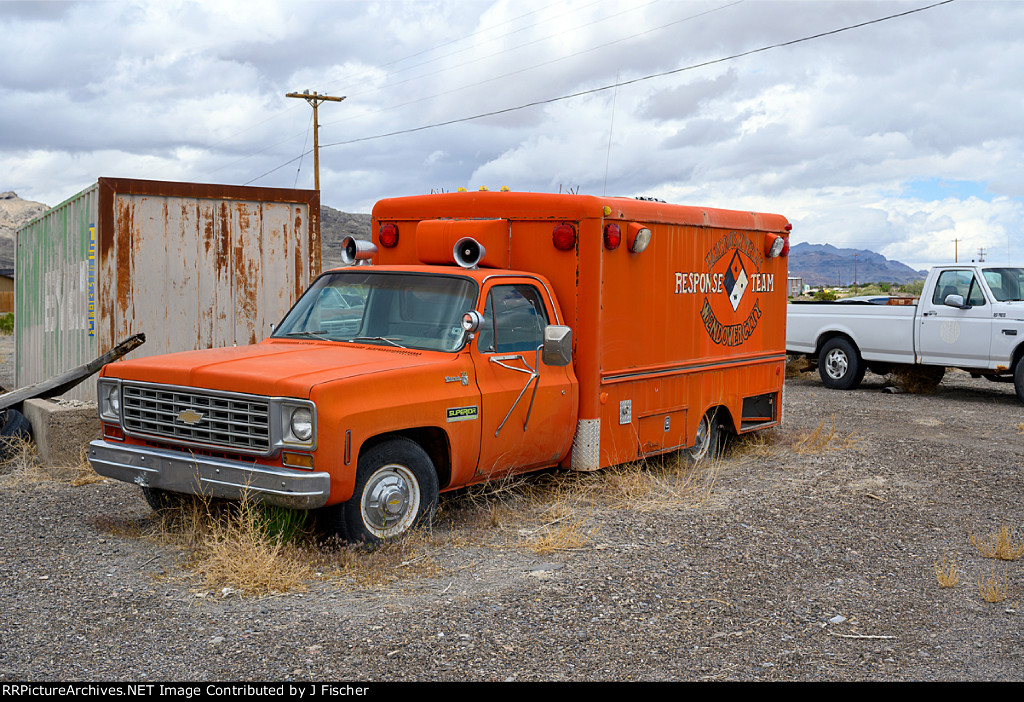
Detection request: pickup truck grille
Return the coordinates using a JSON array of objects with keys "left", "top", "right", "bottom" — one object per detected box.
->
[{"left": 121, "top": 384, "right": 271, "bottom": 454}]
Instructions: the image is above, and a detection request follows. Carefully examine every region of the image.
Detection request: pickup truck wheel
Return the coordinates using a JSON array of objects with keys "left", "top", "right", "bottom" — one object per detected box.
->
[
  {"left": 686, "top": 411, "right": 720, "bottom": 463},
  {"left": 818, "top": 338, "right": 865, "bottom": 390},
  {"left": 342, "top": 438, "right": 439, "bottom": 546},
  {"left": 1015, "top": 362, "right": 1024, "bottom": 404}
]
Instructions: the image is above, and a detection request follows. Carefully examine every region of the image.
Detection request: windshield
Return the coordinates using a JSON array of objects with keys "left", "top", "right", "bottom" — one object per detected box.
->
[
  {"left": 982, "top": 268, "right": 1024, "bottom": 302},
  {"left": 273, "top": 271, "right": 478, "bottom": 352}
]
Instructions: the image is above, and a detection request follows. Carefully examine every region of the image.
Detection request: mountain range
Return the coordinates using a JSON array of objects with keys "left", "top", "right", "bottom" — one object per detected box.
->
[
  {"left": 786, "top": 242, "right": 926, "bottom": 287},
  {"left": 0, "top": 192, "right": 925, "bottom": 286}
]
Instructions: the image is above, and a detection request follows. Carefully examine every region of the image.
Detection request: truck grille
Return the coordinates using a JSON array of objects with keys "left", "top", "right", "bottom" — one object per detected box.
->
[{"left": 121, "top": 384, "right": 271, "bottom": 454}]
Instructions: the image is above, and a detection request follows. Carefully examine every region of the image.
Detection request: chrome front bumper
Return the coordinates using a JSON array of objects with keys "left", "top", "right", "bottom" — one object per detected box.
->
[{"left": 87, "top": 440, "right": 331, "bottom": 510}]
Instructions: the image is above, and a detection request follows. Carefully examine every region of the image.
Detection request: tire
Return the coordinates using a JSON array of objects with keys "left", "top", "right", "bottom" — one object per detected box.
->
[
  {"left": 818, "top": 337, "right": 865, "bottom": 390},
  {"left": 141, "top": 486, "right": 188, "bottom": 513},
  {"left": 686, "top": 411, "right": 720, "bottom": 464},
  {"left": 0, "top": 408, "right": 32, "bottom": 461},
  {"left": 321, "top": 437, "right": 439, "bottom": 546},
  {"left": 1015, "top": 361, "right": 1024, "bottom": 404}
]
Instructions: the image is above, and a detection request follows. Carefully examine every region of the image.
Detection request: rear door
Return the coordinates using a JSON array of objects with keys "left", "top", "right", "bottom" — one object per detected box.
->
[{"left": 470, "top": 279, "right": 577, "bottom": 477}]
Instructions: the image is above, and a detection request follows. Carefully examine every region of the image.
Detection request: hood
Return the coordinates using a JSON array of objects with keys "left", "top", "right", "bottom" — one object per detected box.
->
[{"left": 102, "top": 338, "right": 439, "bottom": 398}]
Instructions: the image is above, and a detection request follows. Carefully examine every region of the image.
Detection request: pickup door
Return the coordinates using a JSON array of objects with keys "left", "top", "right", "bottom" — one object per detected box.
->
[
  {"left": 471, "top": 278, "right": 577, "bottom": 477},
  {"left": 916, "top": 269, "right": 993, "bottom": 366}
]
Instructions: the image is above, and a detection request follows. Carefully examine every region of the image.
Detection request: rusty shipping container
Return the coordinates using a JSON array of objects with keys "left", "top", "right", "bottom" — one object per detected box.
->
[{"left": 16, "top": 177, "right": 320, "bottom": 402}]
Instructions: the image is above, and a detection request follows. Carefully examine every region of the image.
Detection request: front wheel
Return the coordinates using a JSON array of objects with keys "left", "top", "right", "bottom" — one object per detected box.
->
[
  {"left": 324, "top": 437, "right": 439, "bottom": 546},
  {"left": 818, "top": 337, "right": 865, "bottom": 390}
]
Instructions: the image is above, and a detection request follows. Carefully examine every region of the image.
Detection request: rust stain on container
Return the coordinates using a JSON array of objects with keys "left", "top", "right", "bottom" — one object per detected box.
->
[{"left": 22, "top": 177, "right": 319, "bottom": 401}]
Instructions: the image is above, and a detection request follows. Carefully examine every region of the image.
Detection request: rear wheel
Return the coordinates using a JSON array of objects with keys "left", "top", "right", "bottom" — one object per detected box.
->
[
  {"left": 1015, "top": 361, "right": 1024, "bottom": 404},
  {"left": 686, "top": 411, "right": 720, "bottom": 463},
  {"left": 320, "top": 437, "right": 439, "bottom": 546},
  {"left": 818, "top": 338, "right": 865, "bottom": 390}
]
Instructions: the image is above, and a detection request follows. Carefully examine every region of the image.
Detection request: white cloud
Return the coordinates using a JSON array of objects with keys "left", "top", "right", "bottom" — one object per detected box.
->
[{"left": 0, "top": 0, "right": 1020, "bottom": 272}]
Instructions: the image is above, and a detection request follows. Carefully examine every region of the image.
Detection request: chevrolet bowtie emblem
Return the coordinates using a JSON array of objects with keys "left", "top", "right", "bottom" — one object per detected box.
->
[{"left": 176, "top": 409, "right": 204, "bottom": 425}]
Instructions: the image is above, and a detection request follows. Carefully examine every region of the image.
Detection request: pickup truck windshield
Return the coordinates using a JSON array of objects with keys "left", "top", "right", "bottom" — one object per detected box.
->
[
  {"left": 983, "top": 268, "right": 1024, "bottom": 302},
  {"left": 273, "top": 271, "right": 477, "bottom": 351}
]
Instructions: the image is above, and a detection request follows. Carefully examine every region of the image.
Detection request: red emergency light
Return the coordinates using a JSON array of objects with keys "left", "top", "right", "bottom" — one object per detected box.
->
[
  {"left": 378, "top": 223, "right": 399, "bottom": 248},
  {"left": 552, "top": 223, "right": 576, "bottom": 251}
]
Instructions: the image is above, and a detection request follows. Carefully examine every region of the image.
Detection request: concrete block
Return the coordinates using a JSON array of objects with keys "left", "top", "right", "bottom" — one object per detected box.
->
[{"left": 22, "top": 398, "right": 100, "bottom": 467}]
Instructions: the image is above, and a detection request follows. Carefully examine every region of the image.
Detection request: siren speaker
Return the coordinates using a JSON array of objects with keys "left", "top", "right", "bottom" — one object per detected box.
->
[
  {"left": 341, "top": 236, "right": 378, "bottom": 265},
  {"left": 453, "top": 237, "right": 485, "bottom": 269}
]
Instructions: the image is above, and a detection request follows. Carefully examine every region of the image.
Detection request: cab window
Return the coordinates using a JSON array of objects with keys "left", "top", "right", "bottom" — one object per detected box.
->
[
  {"left": 932, "top": 270, "right": 986, "bottom": 306},
  {"left": 477, "top": 284, "right": 548, "bottom": 354}
]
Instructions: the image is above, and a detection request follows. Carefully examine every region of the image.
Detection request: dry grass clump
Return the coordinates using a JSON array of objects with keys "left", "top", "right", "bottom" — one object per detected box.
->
[
  {"left": 153, "top": 495, "right": 313, "bottom": 594},
  {"left": 969, "top": 525, "right": 1024, "bottom": 561},
  {"left": 520, "top": 506, "right": 594, "bottom": 554},
  {"left": 977, "top": 567, "right": 1009, "bottom": 603},
  {"left": 792, "top": 416, "right": 859, "bottom": 454},
  {"left": 134, "top": 492, "right": 444, "bottom": 594},
  {"left": 934, "top": 557, "right": 959, "bottom": 588},
  {"left": 785, "top": 356, "right": 813, "bottom": 378},
  {"left": 0, "top": 436, "right": 49, "bottom": 485},
  {"left": 889, "top": 366, "right": 944, "bottom": 394}
]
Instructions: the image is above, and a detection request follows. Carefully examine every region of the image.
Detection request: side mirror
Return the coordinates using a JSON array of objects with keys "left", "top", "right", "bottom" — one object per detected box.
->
[
  {"left": 542, "top": 325, "right": 573, "bottom": 367},
  {"left": 943, "top": 293, "right": 969, "bottom": 309}
]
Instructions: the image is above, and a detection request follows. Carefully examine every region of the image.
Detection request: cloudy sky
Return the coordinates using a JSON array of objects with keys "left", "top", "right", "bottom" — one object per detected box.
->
[{"left": 1, "top": 0, "right": 1021, "bottom": 269}]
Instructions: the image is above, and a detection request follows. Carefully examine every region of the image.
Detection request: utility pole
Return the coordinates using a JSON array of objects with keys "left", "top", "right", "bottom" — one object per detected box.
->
[
  {"left": 952, "top": 238, "right": 959, "bottom": 262},
  {"left": 286, "top": 90, "right": 346, "bottom": 191},
  {"left": 853, "top": 253, "right": 858, "bottom": 294},
  {"left": 977, "top": 247, "right": 986, "bottom": 262}
]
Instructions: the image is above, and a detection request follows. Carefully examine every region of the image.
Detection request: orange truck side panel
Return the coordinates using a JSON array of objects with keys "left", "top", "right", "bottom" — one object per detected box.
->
[{"left": 370, "top": 191, "right": 789, "bottom": 472}]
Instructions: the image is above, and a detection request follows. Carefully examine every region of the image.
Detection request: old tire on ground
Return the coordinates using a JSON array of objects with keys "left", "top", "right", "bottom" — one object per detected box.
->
[
  {"left": 686, "top": 411, "right": 720, "bottom": 464},
  {"left": 324, "top": 437, "right": 439, "bottom": 546},
  {"left": 0, "top": 408, "right": 32, "bottom": 462},
  {"left": 818, "top": 337, "right": 865, "bottom": 390}
]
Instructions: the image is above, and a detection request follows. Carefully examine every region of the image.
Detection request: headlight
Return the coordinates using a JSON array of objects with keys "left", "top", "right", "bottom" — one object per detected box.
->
[
  {"left": 98, "top": 380, "right": 121, "bottom": 421},
  {"left": 289, "top": 407, "right": 313, "bottom": 442}
]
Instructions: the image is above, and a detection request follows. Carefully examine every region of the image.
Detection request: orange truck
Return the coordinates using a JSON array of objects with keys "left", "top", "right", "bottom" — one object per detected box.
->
[{"left": 88, "top": 190, "right": 791, "bottom": 544}]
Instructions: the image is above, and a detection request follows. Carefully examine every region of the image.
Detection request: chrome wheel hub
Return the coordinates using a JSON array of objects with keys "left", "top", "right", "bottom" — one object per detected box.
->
[{"left": 824, "top": 349, "right": 848, "bottom": 380}]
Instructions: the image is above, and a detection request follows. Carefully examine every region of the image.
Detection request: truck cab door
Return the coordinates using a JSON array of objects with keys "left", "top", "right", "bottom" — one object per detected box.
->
[
  {"left": 470, "top": 281, "right": 577, "bottom": 477},
  {"left": 917, "top": 269, "right": 992, "bottom": 366}
]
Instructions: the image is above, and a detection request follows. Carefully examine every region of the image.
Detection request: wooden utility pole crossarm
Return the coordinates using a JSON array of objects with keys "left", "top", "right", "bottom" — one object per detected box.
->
[{"left": 286, "top": 91, "right": 346, "bottom": 191}]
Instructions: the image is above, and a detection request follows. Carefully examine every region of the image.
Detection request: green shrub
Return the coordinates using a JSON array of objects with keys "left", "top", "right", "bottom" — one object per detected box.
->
[
  {"left": 0, "top": 313, "right": 13, "bottom": 335},
  {"left": 813, "top": 290, "right": 837, "bottom": 301}
]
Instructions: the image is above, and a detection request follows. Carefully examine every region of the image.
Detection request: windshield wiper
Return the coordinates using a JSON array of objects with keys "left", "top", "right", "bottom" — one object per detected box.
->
[
  {"left": 286, "top": 330, "right": 331, "bottom": 341},
  {"left": 347, "top": 336, "right": 406, "bottom": 348}
]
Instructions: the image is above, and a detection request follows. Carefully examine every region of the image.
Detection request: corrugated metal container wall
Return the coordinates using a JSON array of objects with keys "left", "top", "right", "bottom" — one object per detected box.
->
[
  {"left": 15, "top": 183, "right": 100, "bottom": 400},
  {"left": 16, "top": 178, "right": 320, "bottom": 402}
]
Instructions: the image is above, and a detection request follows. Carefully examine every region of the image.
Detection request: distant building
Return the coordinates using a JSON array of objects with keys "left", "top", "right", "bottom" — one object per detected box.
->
[{"left": 787, "top": 277, "right": 803, "bottom": 298}]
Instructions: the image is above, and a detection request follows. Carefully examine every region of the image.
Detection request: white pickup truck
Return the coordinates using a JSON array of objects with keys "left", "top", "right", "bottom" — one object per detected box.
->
[{"left": 787, "top": 265, "right": 1024, "bottom": 402}]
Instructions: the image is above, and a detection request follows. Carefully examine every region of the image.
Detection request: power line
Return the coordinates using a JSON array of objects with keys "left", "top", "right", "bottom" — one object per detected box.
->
[
  {"left": 318, "top": 0, "right": 955, "bottom": 151},
  {"left": 248, "top": 0, "right": 954, "bottom": 185}
]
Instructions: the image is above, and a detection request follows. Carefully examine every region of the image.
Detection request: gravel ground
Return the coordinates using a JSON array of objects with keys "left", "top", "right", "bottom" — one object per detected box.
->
[{"left": 0, "top": 364, "right": 1022, "bottom": 682}]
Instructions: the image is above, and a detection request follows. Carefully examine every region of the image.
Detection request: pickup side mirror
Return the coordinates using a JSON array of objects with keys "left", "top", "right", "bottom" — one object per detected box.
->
[
  {"left": 542, "top": 325, "right": 573, "bottom": 367},
  {"left": 943, "top": 293, "right": 970, "bottom": 310}
]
